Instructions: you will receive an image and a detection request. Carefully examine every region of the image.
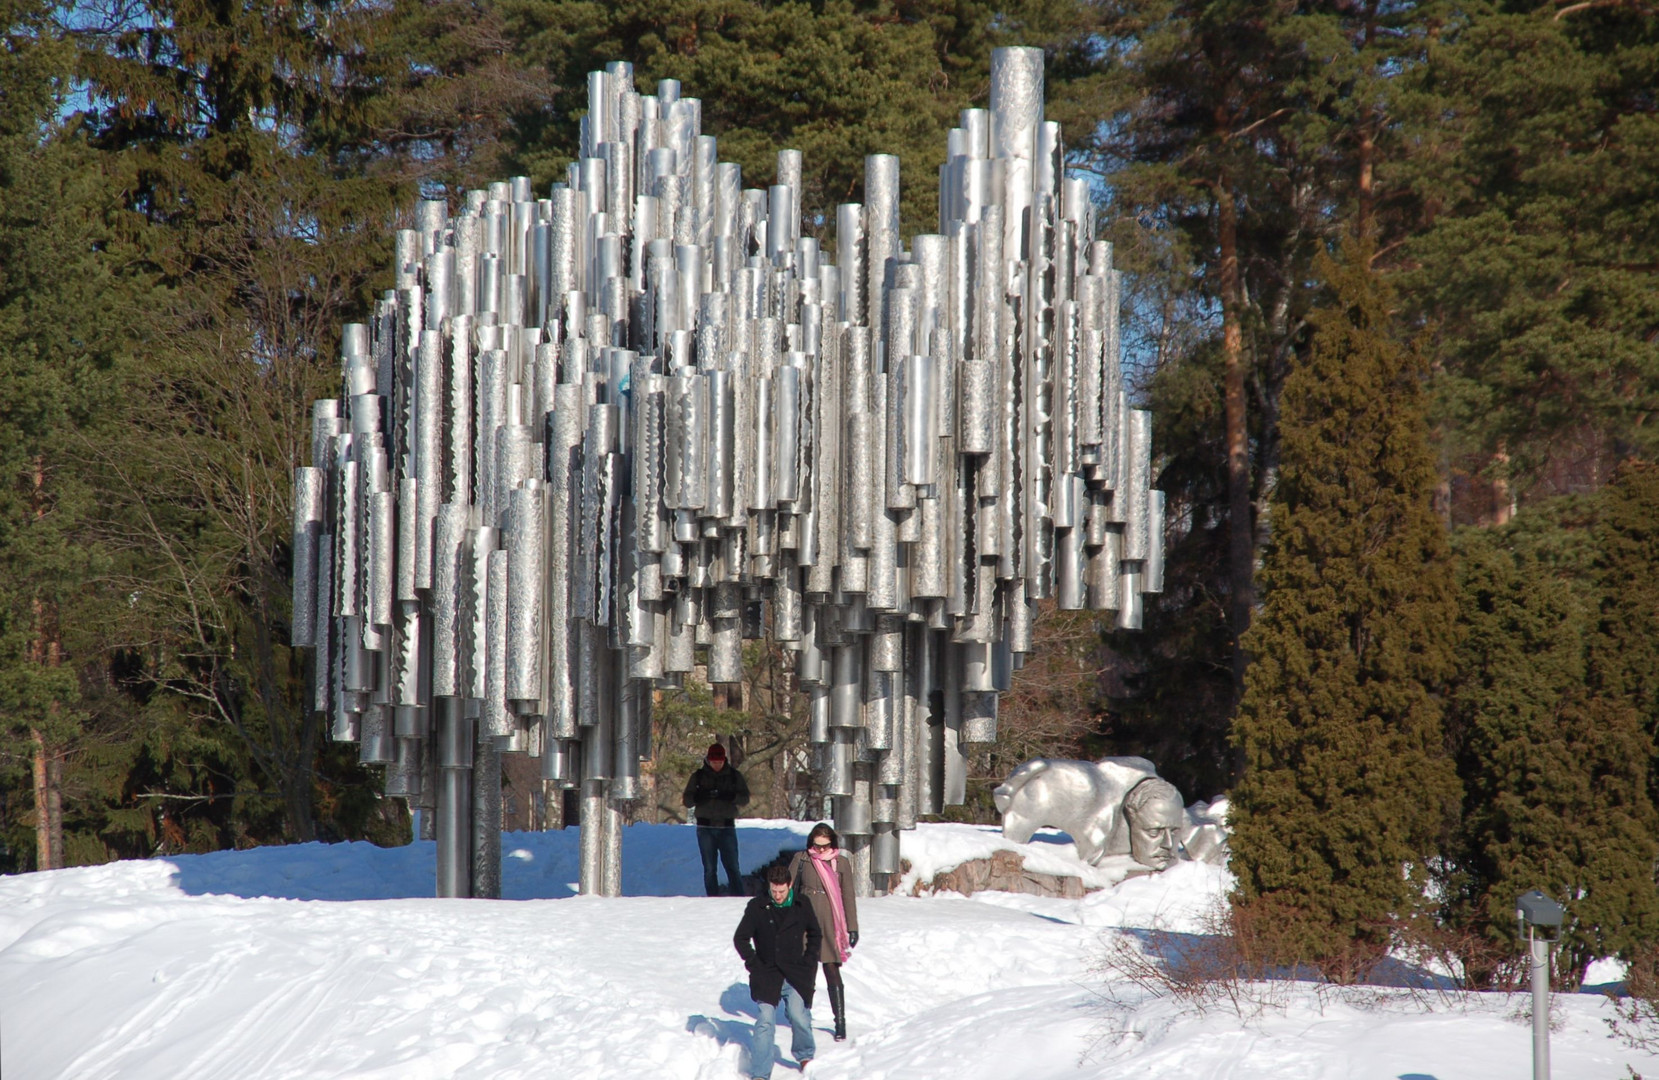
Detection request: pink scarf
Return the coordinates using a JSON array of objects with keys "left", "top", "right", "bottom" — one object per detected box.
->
[{"left": 809, "top": 847, "right": 852, "bottom": 963}]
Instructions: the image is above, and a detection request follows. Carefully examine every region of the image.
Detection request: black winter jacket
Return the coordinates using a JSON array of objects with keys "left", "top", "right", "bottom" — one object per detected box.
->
[
  {"left": 682, "top": 764, "right": 750, "bottom": 825},
  {"left": 733, "top": 892, "right": 822, "bottom": 1007}
]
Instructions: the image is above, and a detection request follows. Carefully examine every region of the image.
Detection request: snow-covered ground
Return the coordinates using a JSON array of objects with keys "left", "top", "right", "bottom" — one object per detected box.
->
[{"left": 1, "top": 820, "right": 1651, "bottom": 1079}]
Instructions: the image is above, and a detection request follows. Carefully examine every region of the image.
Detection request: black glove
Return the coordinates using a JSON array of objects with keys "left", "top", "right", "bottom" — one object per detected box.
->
[{"left": 848, "top": 931, "right": 859, "bottom": 948}]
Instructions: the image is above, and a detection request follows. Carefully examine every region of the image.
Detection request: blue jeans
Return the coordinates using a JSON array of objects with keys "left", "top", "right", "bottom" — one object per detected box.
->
[
  {"left": 697, "top": 824, "right": 742, "bottom": 896},
  {"left": 749, "top": 982, "right": 815, "bottom": 1078}
]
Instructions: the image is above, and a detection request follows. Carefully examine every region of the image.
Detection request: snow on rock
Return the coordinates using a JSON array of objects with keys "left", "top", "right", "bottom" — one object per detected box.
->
[
  {"left": 1, "top": 819, "right": 1652, "bottom": 1079},
  {"left": 890, "top": 822, "right": 1145, "bottom": 894}
]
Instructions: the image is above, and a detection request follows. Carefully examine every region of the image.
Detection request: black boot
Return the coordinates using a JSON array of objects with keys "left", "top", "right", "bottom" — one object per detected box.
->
[{"left": 829, "top": 984, "right": 847, "bottom": 1042}]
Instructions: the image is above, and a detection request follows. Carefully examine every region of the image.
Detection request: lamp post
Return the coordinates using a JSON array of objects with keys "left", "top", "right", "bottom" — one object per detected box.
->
[{"left": 1516, "top": 888, "right": 1564, "bottom": 1080}]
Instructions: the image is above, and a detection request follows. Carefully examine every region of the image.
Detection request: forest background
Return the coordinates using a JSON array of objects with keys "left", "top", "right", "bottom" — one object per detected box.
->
[{"left": 2, "top": 0, "right": 1657, "bottom": 989}]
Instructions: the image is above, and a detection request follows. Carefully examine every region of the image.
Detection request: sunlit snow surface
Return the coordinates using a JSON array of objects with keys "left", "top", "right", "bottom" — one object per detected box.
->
[{"left": 1, "top": 820, "right": 1651, "bottom": 1079}]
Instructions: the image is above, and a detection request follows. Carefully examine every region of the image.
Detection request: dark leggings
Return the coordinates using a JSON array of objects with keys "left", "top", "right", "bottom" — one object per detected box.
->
[{"left": 823, "top": 962, "right": 842, "bottom": 989}]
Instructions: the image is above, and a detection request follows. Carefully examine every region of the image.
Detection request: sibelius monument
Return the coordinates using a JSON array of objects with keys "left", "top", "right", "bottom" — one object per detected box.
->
[{"left": 290, "top": 47, "right": 1163, "bottom": 898}]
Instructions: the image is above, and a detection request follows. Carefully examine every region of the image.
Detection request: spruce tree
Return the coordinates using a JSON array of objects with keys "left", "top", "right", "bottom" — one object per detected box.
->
[{"left": 1228, "top": 243, "right": 1460, "bottom": 981}]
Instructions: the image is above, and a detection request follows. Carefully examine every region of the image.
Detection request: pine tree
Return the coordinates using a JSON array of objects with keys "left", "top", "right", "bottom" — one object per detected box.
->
[
  {"left": 500, "top": 0, "right": 1078, "bottom": 236},
  {"left": 67, "top": 0, "right": 539, "bottom": 846},
  {"left": 1395, "top": 6, "right": 1659, "bottom": 510},
  {"left": 1228, "top": 242, "right": 1460, "bottom": 980},
  {"left": 0, "top": 0, "right": 136, "bottom": 870}
]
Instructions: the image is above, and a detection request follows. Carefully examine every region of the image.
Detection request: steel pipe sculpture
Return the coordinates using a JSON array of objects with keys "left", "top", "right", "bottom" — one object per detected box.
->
[{"left": 291, "top": 47, "right": 1163, "bottom": 899}]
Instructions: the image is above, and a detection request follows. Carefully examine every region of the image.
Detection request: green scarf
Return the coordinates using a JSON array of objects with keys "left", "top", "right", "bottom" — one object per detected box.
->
[{"left": 771, "top": 887, "right": 794, "bottom": 908}]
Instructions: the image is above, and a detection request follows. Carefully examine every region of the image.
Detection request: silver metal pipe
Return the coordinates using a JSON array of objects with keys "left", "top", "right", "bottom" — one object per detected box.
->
[
  {"left": 313, "top": 532, "right": 334, "bottom": 712},
  {"left": 465, "top": 525, "right": 496, "bottom": 701},
  {"left": 963, "top": 690, "right": 997, "bottom": 744},
  {"left": 473, "top": 723, "right": 502, "bottom": 899},
  {"left": 483, "top": 547, "right": 511, "bottom": 738},
  {"left": 506, "top": 482, "right": 545, "bottom": 703},
  {"left": 864, "top": 156, "right": 899, "bottom": 343},
  {"left": 579, "top": 780, "right": 605, "bottom": 894},
  {"left": 430, "top": 503, "right": 469, "bottom": 697},
  {"left": 990, "top": 46, "right": 1043, "bottom": 262},
  {"left": 291, "top": 467, "right": 325, "bottom": 648},
  {"left": 839, "top": 767, "right": 872, "bottom": 836},
  {"left": 601, "top": 797, "right": 623, "bottom": 897},
  {"left": 913, "top": 625, "right": 940, "bottom": 816},
  {"left": 865, "top": 668, "right": 895, "bottom": 751},
  {"left": 435, "top": 697, "right": 472, "bottom": 898},
  {"left": 368, "top": 488, "right": 395, "bottom": 634},
  {"left": 871, "top": 823, "right": 900, "bottom": 876},
  {"left": 830, "top": 642, "right": 862, "bottom": 729},
  {"left": 709, "top": 581, "right": 743, "bottom": 684},
  {"left": 1145, "top": 490, "right": 1166, "bottom": 593}
]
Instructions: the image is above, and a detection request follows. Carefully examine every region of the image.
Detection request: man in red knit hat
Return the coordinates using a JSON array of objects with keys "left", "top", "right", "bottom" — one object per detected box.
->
[{"left": 683, "top": 742, "right": 750, "bottom": 895}]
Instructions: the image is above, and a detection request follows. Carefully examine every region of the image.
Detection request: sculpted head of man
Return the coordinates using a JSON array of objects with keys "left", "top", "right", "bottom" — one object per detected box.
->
[{"left": 1122, "top": 777, "right": 1185, "bottom": 870}]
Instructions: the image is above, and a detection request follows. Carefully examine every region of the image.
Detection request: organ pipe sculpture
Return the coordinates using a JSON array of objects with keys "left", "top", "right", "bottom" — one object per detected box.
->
[{"left": 291, "top": 47, "right": 1163, "bottom": 899}]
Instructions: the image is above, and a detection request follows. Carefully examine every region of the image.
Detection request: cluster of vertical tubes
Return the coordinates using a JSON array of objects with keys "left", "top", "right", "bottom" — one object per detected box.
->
[{"left": 291, "top": 48, "right": 1162, "bottom": 899}]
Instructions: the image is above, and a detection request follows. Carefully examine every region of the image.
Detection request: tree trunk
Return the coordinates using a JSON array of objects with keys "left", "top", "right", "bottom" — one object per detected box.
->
[
  {"left": 1357, "top": 128, "right": 1376, "bottom": 240},
  {"left": 1491, "top": 446, "right": 1515, "bottom": 525},
  {"left": 283, "top": 774, "right": 318, "bottom": 843},
  {"left": 1358, "top": 131, "right": 1374, "bottom": 237},
  {"left": 47, "top": 749, "right": 64, "bottom": 860},
  {"left": 28, "top": 457, "right": 65, "bottom": 871},
  {"left": 31, "top": 728, "right": 57, "bottom": 871},
  {"left": 1217, "top": 183, "right": 1254, "bottom": 701}
]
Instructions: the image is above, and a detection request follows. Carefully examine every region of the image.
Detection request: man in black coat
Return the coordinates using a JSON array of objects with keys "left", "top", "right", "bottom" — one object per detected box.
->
[
  {"left": 734, "top": 864, "right": 821, "bottom": 1078},
  {"left": 683, "top": 742, "right": 750, "bottom": 896}
]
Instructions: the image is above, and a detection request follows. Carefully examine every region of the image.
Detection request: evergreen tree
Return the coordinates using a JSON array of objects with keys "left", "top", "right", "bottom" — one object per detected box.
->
[
  {"left": 1228, "top": 243, "right": 1460, "bottom": 980},
  {"left": 0, "top": 0, "right": 135, "bottom": 870},
  {"left": 1441, "top": 511, "right": 1659, "bottom": 987},
  {"left": 1053, "top": 0, "right": 1417, "bottom": 786},
  {"left": 66, "top": 0, "right": 537, "bottom": 846},
  {"left": 1395, "top": 4, "right": 1659, "bottom": 512},
  {"left": 500, "top": 1, "right": 1079, "bottom": 236},
  {"left": 1589, "top": 462, "right": 1659, "bottom": 778}
]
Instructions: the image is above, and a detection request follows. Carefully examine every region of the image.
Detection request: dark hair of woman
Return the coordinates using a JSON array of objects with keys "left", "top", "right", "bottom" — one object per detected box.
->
[{"left": 807, "top": 823, "right": 839, "bottom": 849}]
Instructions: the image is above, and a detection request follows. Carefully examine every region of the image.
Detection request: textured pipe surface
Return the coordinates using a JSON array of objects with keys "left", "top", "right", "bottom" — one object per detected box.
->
[
  {"left": 472, "top": 725, "right": 502, "bottom": 899},
  {"left": 505, "top": 483, "right": 545, "bottom": 702}
]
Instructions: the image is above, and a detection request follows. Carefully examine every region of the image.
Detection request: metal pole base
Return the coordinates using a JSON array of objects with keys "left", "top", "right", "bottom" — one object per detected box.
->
[{"left": 1531, "top": 932, "right": 1551, "bottom": 1080}]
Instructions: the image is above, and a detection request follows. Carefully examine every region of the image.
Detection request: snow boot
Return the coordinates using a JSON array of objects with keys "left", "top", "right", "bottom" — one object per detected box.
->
[{"left": 829, "top": 984, "right": 847, "bottom": 1042}]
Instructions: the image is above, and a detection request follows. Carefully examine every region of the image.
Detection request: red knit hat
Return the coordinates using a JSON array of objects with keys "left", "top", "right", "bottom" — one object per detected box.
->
[{"left": 706, "top": 743, "right": 727, "bottom": 763}]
